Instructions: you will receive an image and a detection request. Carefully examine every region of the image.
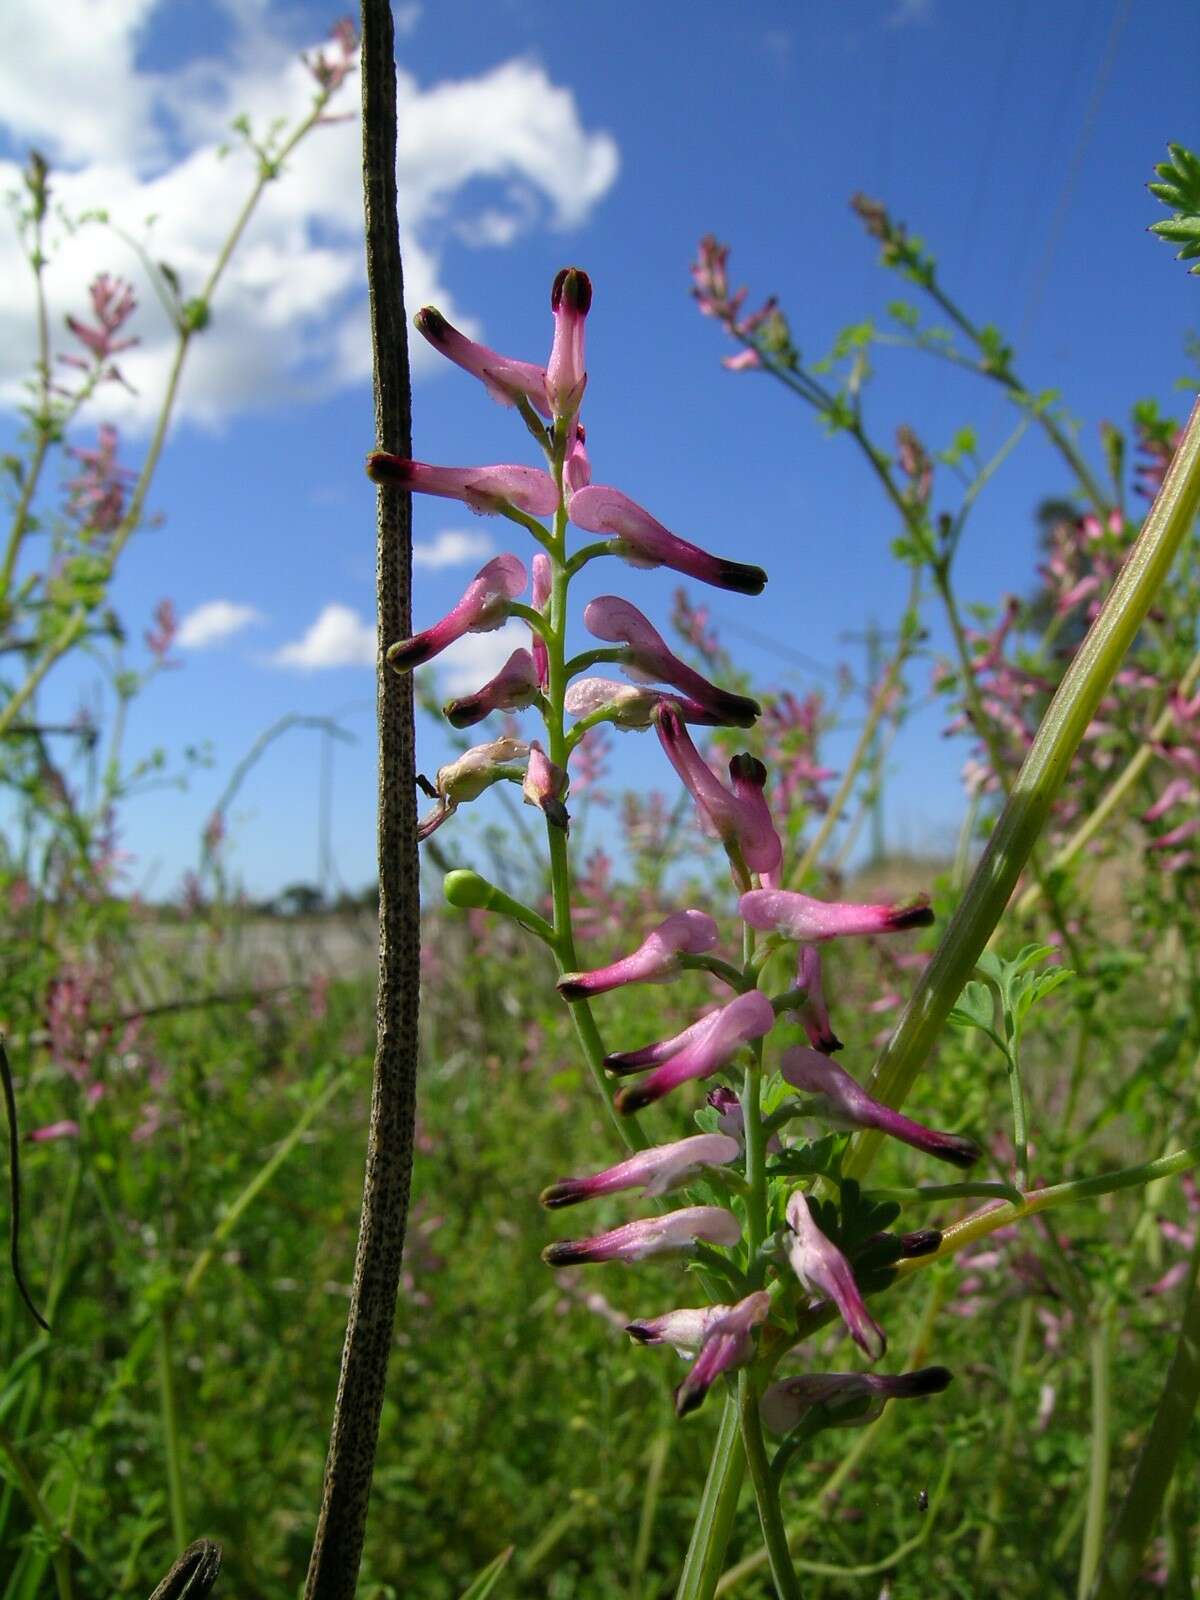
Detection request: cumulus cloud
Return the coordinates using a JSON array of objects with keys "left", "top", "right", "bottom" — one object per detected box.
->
[
  {"left": 437, "top": 622, "right": 528, "bottom": 696},
  {"left": 412, "top": 529, "right": 495, "bottom": 570},
  {"left": 0, "top": 3, "right": 619, "bottom": 431},
  {"left": 177, "top": 598, "right": 264, "bottom": 648},
  {"left": 271, "top": 603, "right": 376, "bottom": 670}
]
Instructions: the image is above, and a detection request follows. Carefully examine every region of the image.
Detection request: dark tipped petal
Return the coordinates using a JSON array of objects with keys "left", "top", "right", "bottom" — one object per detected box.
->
[
  {"left": 366, "top": 451, "right": 413, "bottom": 485},
  {"left": 387, "top": 636, "right": 434, "bottom": 671},
  {"left": 615, "top": 1081, "right": 657, "bottom": 1116},
  {"left": 674, "top": 1379, "right": 708, "bottom": 1418},
  {"left": 539, "top": 1180, "right": 588, "bottom": 1209},
  {"left": 934, "top": 1134, "right": 983, "bottom": 1169},
  {"left": 625, "top": 1321, "right": 659, "bottom": 1345},
  {"left": 897, "top": 1229, "right": 942, "bottom": 1258},
  {"left": 891, "top": 1366, "right": 953, "bottom": 1398},
  {"left": 887, "top": 901, "right": 935, "bottom": 930},
  {"left": 719, "top": 561, "right": 768, "bottom": 595},
  {"left": 556, "top": 977, "right": 590, "bottom": 1002},
  {"left": 415, "top": 306, "right": 449, "bottom": 343},
  {"left": 728, "top": 753, "right": 767, "bottom": 787},
  {"left": 542, "top": 1239, "right": 592, "bottom": 1266},
  {"left": 552, "top": 266, "right": 593, "bottom": 314}
]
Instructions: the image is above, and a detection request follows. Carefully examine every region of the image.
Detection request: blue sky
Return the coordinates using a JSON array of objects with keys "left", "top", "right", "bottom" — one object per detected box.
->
[{"left": 1, "top": 0, "right": 1197, "bottom": 899}]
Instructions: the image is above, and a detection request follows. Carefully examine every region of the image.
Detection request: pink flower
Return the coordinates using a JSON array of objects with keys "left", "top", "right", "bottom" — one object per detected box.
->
[
  {"left": 675, "top": 1290, "right": 771, "bottom": 1416},
  {"left": 64, "top": 274, "right": 138, "bottom": 370},
  {"left": 28, "top": 1120, "right": 80, "bottom": 1143},
  {"left": 542, "top": 1205, "right": 741, "bottom": 1266},
  {"left": 780, "top": 1047, "right": 981, "bottom": 1169},
  {"left": 387, "top": 553, "right": 527, "bottom": 672},
  {"left": 145, "top": 598, "right": 177, "bottom": 662},
  {"left": 584, "top": 596, "right": 760, "bottom": 727},
  {"left": 739, "top": 887, "right": 933, "bottom": 942},
  {"left": 416, "top": 736, "right": 529, "bottom": 839},
  {"left": 443, "top": 647, "right": 540, "bottom": 727},
  {"left": 557, "top": 909, "right": 719, "bottom": 1000},
  {"left": 786, "top": 1191, "right": 885, "bottom": 1361},
  {"left": 722, "top": 349, "right": 762, "bottom": 372},
  {"left": 414, "top": 306, "right": 554, "bottom": 414},
  {"left": 522, "top": 741, "right": 569, "bottom": 830},
  {"left": 304, "top": 16, "right": 358, "bottom": 92},
  {"left": 613, "top": 990, "right": 776, "bottom": 1115},
  {"left": 604, "top": 1010, "right": 722, "bottom": 1073},
  {"left": 567, "top": 485, "right": 767, "bottom": 595},
  {"left": 366, "top": 456, "right": 559, "bottom": 517},
  {"left": 655, "top": 705, "right": 782, "bottom": 882},
  {"left": 546, "top": 267, "right": 591, "bottom": 422},
  {"left": 65, "top": 424, "right": 134, "bottom": 534},
  {"left": 565, "top": 677, "right": 728, "bottom": 729},
  {"left": 761, "top": 1367, "right": 951, "bottom": 1433},
  {"left": 626, "top": 1304, "right": 728, "bottom": 1350},
  {"left": 539, "top": 1133, "right": 740, "bottom": 1208},
  {"left": 531, "top": 553, "right": 551, "bottom": 689},
  {"left": 796, "top": 946, "right": 842, "bottom": 1053}
]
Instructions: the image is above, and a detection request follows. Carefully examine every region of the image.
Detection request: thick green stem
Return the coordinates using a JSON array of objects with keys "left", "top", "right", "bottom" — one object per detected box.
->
[
  {"left": 738, "top": 1375, "right": 801, "bottom": 1600},
  {"left": 844, "top": 395, "right": 1200, "bottom": 1179},
  {"left": 1089, "top": 1234, "right": 1200, "bottom": 1600},
  {"left": 674, "top": 1394, "right": 746, "bottom": 1600}
]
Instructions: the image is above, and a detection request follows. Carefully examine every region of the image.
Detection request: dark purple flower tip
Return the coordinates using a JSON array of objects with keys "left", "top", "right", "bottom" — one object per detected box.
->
[
  {"left": 728, "top": 753, "right": 768, "bottom": 788},
  {"left": 605, "top": 1054, "right": 652, "bottom": 1077},
  {"left": 540, "top": 1180, "right": 589, "bottom": 1209},
  {"left": 414, "top": 305, "right": 450, "bottom": 344},
  {"left": 541, "top": 1239, "right": 592, "bottom": 1266},
  {"left": 552, "top": 266, "right": 593, "bottom": 315},
  {"left": 931, "top": 1133, "right": 984, "bottom": 1170},
  {"left": 557, "top": 977, "right": 591, "bottom": 1002},
  {"left": 614, "top": 1081, "right": 658, "bottom": 1115},
  {"left": 885, "top": 899, "right": 935, "bottom": 931},
  {"left": 810, "top": 1024, "right": 843, "bottom": 1054},
  {"left": 674, "top": 1380, "right": 708, "bottom": 1418},
  {"left": 716, "top": 561, "right": 768, "bottom": 596},
  {"left": 366, "top": 451, "right": 412, "bottom": 485},
  {"left": 892, "top": 1366, "right": 953, "bottom": 1398},
  {"left": 897, "top": 1229, "right": 943, "bottom": 1258},
  {"left": 387, "top": 635, "right": 434, "bottom": 671},
  {"left": 625, "top": 1320, "right": 659, "bottom": 1344},
  {"left": 541, "top": 796, "right": 571, "bottom": 832},
  {"left": 714, "top": 692, "right": 762, "bottom": 729}
]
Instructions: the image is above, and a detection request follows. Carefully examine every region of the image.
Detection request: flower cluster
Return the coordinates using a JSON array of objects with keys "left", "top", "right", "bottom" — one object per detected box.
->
[{"left": 378, "top": 270, "right": 966, "bottom": 1451}]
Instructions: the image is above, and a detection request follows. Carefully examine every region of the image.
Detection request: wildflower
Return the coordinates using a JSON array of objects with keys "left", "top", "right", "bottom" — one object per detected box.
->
[
  {"left": 416, "top": 736, "right": 528, "bottom": 839},
  {"left": 655, "top": 705, "right": 782, "bottom": 882},
  {"left": 539, "top": 1132, "right": 740, "bottom": 1208},
  {"left": 584, "top": 596, "right": 760, "bottom": 727},
  {"left": 144, "top": 598, "right": 178, "bottom": 662},
  {"left": 366, "top": 456, "right": 559, "bottom": 517},
  {"left": 387, "top": 553, "right": 527, "bottom": 672},
  {"left": 557, "top": 909, "right": 719, "bottom": 1000},
  {"left": 523, "top": 741, "right": 569, "bottom": 830},
  {"left": 63, "top": 274, "right": 138, "bottom": 376},
  {"left": 780, "top": 1047, "right": 981, "bottom": 1169},
  {"left": 303, "top": 16, "right": 358, "bottom": 92},
  {"left": 443, "top": 647, "right": 540, "bottom": 726},
  {"left": 761, "top": 1367, "right": 951, "bottom": 1434},
  {"left": 565, "top": 677, "right": 726, "bottom": 729},
  {"left": 722, "top": 349, "right": 761, "bottom": 372},
  {"left": 65, "top": 424, "right": 134, "bottom": 534},
  {"left": 626, "top": 1305, "right": 727, "bottom": 1350},
  {"left": 542, "top": 1205, "right": 741, "bottom": 1266},
  {"left": 546, "top": 267, "right": 591, "bottom": 422},
  {"left": 567, "top": 484, "right": 767, "bottom": 594},
  {"left": 785, "top": 1191, "right": 885, "bottom": 1361},
  {"left": 604, "top": 1010, "right": 722, "bottom": 1073},
  {"left": 739, "top": 886, "right": 933, "bottom": 942},
  {"left": 613, "top": 990, "right": 776, "bottom": 1115},
  {"left": 796, "top": 946, "right": 841, "bottom": 1053},
  {"left": 675, "top": 1290, "right": 772, "bottom": 1416},
  {"left": 531, "top": 553, "right": 551, "bottom": 689},
  {"left": 413, "top": 306, "right": 554, "bottom": 414},
  {"left": 28, "top": 1120, "right": 80, "bottom": 1143}
]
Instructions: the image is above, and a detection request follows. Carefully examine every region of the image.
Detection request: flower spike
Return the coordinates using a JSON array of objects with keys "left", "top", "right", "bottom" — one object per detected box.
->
[
  {"left": 542, "top": 1205, "right": 741, "bottom": 1266},
  {"left": 675, "top": 1291, "right": 771, "bottom": 1416},
  {"left": 786, "top": 1191, "right": 885, "bottom": 1361},
  {"left": 614, "top": 990, "right": 775, "bottom": 1115},
  {"left": 739, "top": 887, "right": 933, "bottom": 942},
  {"left": 442, "top": 647, "right": 540, "bottom": 727},
  {"left": 366, "top": 455, "right": 559, "bottom": 517},
  {"left": 761, "top": 1367, "right": 952, "bottom": 1434},
  {"left": 781, "top": 1047, "right": 981, "bottom": 1169},
  {"left": 568, "top": 485, "right": 767, "bottom": 595},
  {"left": 387, "top": 553, "right": 527, "bottom": 672},
  {"left": 557, "top": 910, "right": 719, "bottom": 1001},
  {"left": 584, "top": 595, "right": 760, "bottom": 727},
  {"left": 539, "top": 1133, "right": 740, "bottom": 1208}
]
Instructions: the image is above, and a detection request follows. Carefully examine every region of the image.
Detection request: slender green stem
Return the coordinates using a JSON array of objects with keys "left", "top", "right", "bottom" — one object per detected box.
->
[
  {"left": 673, "top": 1393, "right": 746, "bottom": 1600},
  {"left": 844, "top": 395, "right": 1200, "bottom": 1179},
  {"left": 738, "top": 1374, "right": 802, "bottom": 1600},
  {"left": 158, "top": 1309, "right": 187, "bottom": 1553},
  {"left": 1089, "top": 1234, "right": 1200, "bottom": 1600},
  {"left": 1078, "top": 1300, "right": 1115, "bottom": 1599}
]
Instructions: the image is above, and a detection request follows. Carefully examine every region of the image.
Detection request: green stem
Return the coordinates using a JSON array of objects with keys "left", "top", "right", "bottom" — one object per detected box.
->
[
  {"left": 158, "top": 1309, "right": 187, "bottom": 1553},
  {"left": 1078, "top": 1300, "right": 1115, "bottom": 1599},
  {"left": 977, "top": 1297, "right": 1034, "bottom": 1564},
  {"left": 673, "top": 1393, "right": 746, "bottom": 1600},
  {"left": 0, "top": 1421, "right": 73, "bottom": 1600},
  {"left": 844, "top": 394, "right": 1200, "bottom": 1179},
  {"left": 1089, "top": 1234, "right": 1200, "bottom": 1600},
  {"left": 738, "top": 1375, "right": 802, "bottom": 1600}
]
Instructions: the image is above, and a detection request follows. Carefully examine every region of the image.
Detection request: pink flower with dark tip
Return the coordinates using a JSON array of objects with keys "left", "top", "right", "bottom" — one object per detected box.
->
[
  {"left": 366, "top": 455, "right": 559, "bottom": 517},
  {"left": 614, "top": 990, "right": 775, "bottom": 1115},
  {"left": 523, "top": 741, "right": 569, "bottom": 831},
  {"left": 797, "top": 946, "right": 842, "bottom": 1053},
  {"left": 739, "top": 887, "right": 933, "bottom": 942},
  {"left": 781, "top": 1047, "right": 981, "bottom": 1169},
  {"left": 531, "top": 553, "right": 551, "bottom": 689},
  {"left": 565, "top": 678, "right": 728, "bottom": 729},
  {"left": 546, "top": 267, "right": 591, "bottom": 421},
  {"left": 540, "top": 1132, "right": 739, "bottom": 1208},
  {"left": 387, "top": 554, "right": 526, "bottom": 672},
  {"left": 442, "top": 647, "right": 540, "bottom": 727},
  {"left": 786, "top": 1191, "right": 885, "bottom": 1362},
  {"left": 761, "top": 1367, "right": 951, "bottom": 1434},
  {"left": 568, "top": 484, "right": 767, "bottom": 595},
  {"left": 542, "top": 1205, "right": 741, "bottom": 1266},
  {"left": 416, "top": 736, "right": 529, "bottom": 840},
  {"left": 414, "top": 305, "right": 553, "bottom": 414},
  {"left": 655, "top": 705, "right": 782, "bottom": 882},
  {"left": 557, "top": 909, "right": 719, "bottom": 1000},
  {"left": 675, "top": 1290, "right": 771, "bottom": 1416},
  {"left": 584, "top": 596, "right": 760, "bottom": 727},
  {"left": 626, "top": 1304, "right": 727, "bottom": 1350},
  {"left": 604, "top": 1010, "right": 721, "bottom": 1074}
]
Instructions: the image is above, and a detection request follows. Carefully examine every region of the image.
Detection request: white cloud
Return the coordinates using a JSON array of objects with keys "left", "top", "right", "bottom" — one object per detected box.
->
[
  {"left": 177, "top": 598, "right": 264, "bottom": 648},
  {"left": 413, "top": 529, "right": 494, "bottom": 570},
  {"left": 886, "top": 0, "right": 933, "bottom": 26},
  {"left": 271, "top": 603, "right": 376, "bottom": 670},
  {"left": 437, "top": 621, "right": 527, "bottom": 696},
  {"left": 0, "top": 5, "right": 620, "bottom": 431}
]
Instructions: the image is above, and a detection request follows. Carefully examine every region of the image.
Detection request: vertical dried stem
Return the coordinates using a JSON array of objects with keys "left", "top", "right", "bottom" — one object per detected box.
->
[{"left": 303, "top": 3, "right": 419, "bottom": 1595}]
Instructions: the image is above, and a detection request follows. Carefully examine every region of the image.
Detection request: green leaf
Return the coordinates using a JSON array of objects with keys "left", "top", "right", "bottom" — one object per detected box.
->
[
  {"left": 947, "top": 979, "right": 993, "bottom": 1031},
  {"left": 457, "top": 1545, "right": 514, "bottom": 1599}
]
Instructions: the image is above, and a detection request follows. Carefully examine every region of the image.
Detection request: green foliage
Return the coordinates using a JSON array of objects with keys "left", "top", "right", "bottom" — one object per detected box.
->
[{"left": 1149, "top": 142, "right": 1200, "bottom": 273}]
